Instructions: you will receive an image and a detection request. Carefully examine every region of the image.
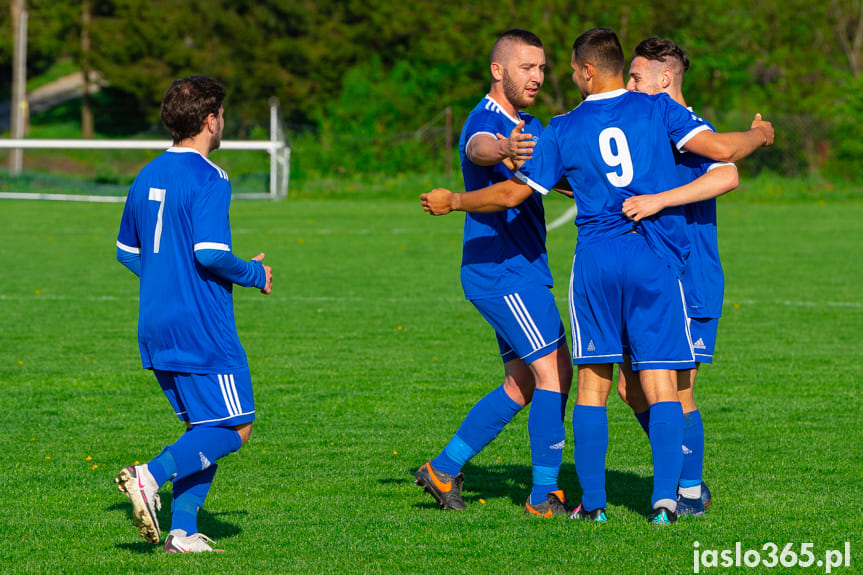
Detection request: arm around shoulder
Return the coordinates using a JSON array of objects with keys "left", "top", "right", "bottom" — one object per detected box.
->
[{"left": 683, "top": 114, "right": 774, "bottom": 163}]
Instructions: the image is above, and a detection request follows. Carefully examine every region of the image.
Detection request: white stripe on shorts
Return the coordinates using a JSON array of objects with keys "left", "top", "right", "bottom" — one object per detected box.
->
[
  {"left": 218, "top": 374, "right": 241, "bottom": 417},
  {"left": 568, "top": 260, "right": 583, "bottom": 357},
  {"left": 504, "top": 293, "right": 546, "bottom": 351},
  {"left": 678, "top": 279, "right": 696, "bottom": 363}
]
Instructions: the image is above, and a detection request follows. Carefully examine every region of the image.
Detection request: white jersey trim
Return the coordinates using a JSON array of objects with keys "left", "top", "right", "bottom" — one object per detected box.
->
[
  {"left": 483, "top": 95, "right": 522, "bottom": 124},
  {"left": 676, "top": 124, "right": 712, "bottom": 151},
  {"left": 116, "top": 240, "right": 140, "bottom": 254},
  {"left": 464, "top": 131, "right": 499, "bottom": 153},
  {"left": 514, "top": 171, "right": 551, "bottom": 196},
  {"left": 167, "top": 146, "right": 229, "bottom": 180},
  {"left": 194, "top": 242, "right": 230, "bottom": 252},
  {"left": 706, "top": 161, "right": 736, "bottom": 171},
  {"left": 584, "top": 88, "right": 628, "bottom": 102}
]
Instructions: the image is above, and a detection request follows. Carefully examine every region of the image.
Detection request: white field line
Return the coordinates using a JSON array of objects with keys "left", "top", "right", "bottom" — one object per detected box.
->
[{"left": 547, "top": 204, "right": 578, "bottom": 231}]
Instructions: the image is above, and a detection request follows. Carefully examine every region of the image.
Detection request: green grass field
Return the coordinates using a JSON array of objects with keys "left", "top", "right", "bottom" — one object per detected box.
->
[{"left": 0, "top": 183, "right": 861, "bottom": 574}]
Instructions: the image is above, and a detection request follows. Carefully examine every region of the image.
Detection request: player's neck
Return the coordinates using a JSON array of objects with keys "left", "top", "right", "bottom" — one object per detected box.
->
[
  {"left": 487, "top": 85, "right": 520, "bottom": 118},
  {"left": 667, "top": 87, "right": 687, "bottom": 108},
  {"left": 589, "top": 76, "right": 625, "bottom": 96},
  {"left": 175, "top": 136, "right": 212, "bottom": 158}
]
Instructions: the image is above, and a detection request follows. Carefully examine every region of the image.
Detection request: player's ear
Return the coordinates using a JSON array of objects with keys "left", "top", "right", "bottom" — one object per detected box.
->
[
  {"left": 490, "top": 61, "right": 504, "bottom": 82},
  {"left": 205, "top": 112, "right": 217, "bottom": 133}
]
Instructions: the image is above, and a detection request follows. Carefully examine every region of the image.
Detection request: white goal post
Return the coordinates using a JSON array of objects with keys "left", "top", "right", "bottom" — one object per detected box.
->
[{"left": 0, "top": 99, "right": 290, "bottom": 202}]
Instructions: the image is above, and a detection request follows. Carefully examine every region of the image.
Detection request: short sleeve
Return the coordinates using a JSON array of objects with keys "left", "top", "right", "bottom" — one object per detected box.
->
[
  {"left": 116, "top": 190, "right": 140, "bottom": 254},
  {"left": 191, "top": 175, "right": 233, "bottom": 253},
  {"left": 660, "top": 95, "right": 714, "bottom": 151},
  {"left": 463, "top": 110, "right": 509, "bottom": 152}
]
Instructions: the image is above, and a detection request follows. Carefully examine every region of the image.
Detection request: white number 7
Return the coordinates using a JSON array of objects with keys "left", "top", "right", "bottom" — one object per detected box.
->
[
  {"left": 598, "top": 127, "right": 634, "bottom": 187},
  {"left": 148, "top": 187, "right": 166, "bottom": 253}
]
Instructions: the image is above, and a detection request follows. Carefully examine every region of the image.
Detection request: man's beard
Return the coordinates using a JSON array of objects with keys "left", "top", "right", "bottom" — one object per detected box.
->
[{"left": 503, "top": 69, "right": 538, "bottom": 109}]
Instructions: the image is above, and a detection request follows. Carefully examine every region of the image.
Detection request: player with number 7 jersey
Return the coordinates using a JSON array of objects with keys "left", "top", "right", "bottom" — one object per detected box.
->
[
  {"left": 116, "top": 146, "right": 256, "bottom": 373},
  {"left": 114, "top": 75, "right": 272, "bottom": 552}
]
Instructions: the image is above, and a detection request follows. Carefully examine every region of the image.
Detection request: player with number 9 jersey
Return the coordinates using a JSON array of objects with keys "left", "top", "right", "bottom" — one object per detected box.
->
[{"left": 517, "top": 89, "right": 710, "bottom": 277}]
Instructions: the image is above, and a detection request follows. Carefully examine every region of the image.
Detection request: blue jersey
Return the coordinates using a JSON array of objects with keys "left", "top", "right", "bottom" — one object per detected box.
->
[
  {"left": 516, "top": 89, "right": 711, "bottom": 275},
  {"left": 116, "top": 147, "right": 250, "bottom": 373},
  {"left": 674, "top": 120, "right": 728, "bottom": 319},
  {"left": 458, "top": 95, "right": 552, "bottom": 300}
]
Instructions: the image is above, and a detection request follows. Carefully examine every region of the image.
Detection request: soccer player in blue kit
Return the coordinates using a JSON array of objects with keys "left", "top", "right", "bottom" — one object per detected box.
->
[
  {"left": 618, "top": 37, "right": 741, "bottom": 516},
  {"left": 114, "top": 75, "right": 273, "bottom": 552},
  {"left": 422, "top": 28, "right": 773, "bottom": 524},
  {"left": 415, "top": 29, "right": 575, "bottom": 517}
]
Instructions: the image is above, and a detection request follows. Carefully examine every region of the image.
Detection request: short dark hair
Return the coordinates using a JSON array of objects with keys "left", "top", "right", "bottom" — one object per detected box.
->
[
  {"left": 633, "top": 37, "right": 690, "bottom": 73},
  {"left": 491, "top": 28, "right": 543, "bottom": 63},
  {"left": 160, "top": 75, "right": 226, "bottom": 143},
  {"left": 572, "top": 27, "right": 624, "bottom": 75}
]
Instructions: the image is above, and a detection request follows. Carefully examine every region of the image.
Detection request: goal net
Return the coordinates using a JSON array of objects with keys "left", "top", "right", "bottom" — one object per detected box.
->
[{"left": 0, "top": 101, "right": 290, "bottom": 202}]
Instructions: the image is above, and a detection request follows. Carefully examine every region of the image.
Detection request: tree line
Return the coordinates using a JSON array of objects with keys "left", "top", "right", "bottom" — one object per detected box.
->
[{"left": 2, "top": 0, "right": 861, "bottom": 179}]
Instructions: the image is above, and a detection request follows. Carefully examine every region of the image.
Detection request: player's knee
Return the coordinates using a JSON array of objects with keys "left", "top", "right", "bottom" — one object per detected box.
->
[{"left": 234, "top": 422, "right": 254, "bottom": 446}]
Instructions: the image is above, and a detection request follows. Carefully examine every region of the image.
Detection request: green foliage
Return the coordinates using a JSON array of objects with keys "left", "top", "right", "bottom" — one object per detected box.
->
[
  {"left": 821, "top": 76, "right": 863, "bottom": 181},
  {"left": 2, "top": 1, "right": 860, "bottom": 180}
]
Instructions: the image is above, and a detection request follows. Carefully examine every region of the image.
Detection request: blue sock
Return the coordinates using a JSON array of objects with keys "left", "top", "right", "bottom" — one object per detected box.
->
[
  {"left": 573, "top": 405, "right": 608, "bottom": 511},
  {"left": 648, "top": 401, "right": 684, "bottom": 509},
  {"left": 166, "top": 426, "right": 242, "bottom": 483},
  {"left": 171, "top": 464, "right": 218, "bottom": 535},
  {"left": 634, "top": 409, "right": 650, "bottom": 437},
  {"left": 432, "top": 385, "right": 522, "bottom": 476},
  {"left": 147, "top": 447, "right": 177, "bottom": 488},
  {"left": 680, "top": 410, "right": 705, "bottom": 490},
  {"left": 528, "top": 389, "right": 566, "bottom": 505}
]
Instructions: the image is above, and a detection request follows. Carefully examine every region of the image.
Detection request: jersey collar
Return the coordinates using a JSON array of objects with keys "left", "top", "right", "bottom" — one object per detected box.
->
[
  {"left": 167, "top": 146, "right": 205, "bottom": 157},
  {"left": 584, "top": 88, "right": 628, "bottom": 102},
  {"left": 484, "top": 94, "right": 522, "bottom": 124}
]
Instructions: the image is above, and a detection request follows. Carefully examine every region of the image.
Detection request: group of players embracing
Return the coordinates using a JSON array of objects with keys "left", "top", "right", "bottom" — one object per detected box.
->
[{"left": 416, "top": 27, "right": 773, "bottom": 524}]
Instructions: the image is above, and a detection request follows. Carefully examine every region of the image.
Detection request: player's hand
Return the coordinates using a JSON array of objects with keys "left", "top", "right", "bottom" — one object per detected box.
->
[
  {"left": 495, "top": 120, "right": 536, "bottom": 167},
  {"left": 420, "top": 188, "right": 455, "bottom": 215},
  {"left": 252, "top": 252, "right": 273, "bottom": 295},
  {"left": 622, "top": 194, "right": 665, "bottom": 222},
  {"left": 751, "top": 113, "right": 774, "bottom": 146}
]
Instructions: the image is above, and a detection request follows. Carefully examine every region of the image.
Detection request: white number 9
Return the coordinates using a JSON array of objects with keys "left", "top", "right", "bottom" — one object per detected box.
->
[{"left": 599, "top": 127, "right": 633, "bottom": 187}]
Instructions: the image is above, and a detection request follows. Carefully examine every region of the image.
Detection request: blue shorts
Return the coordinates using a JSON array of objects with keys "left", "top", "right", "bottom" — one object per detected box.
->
[
  {"left": 569, "top": 233, "right": 695, "bottom": 371},
  {"left": 689, "top": 317, "right": 719, "bottom": 364},
  {"left": 154, "top": 369, "right": 256, "bottom": 427},
  {"left": 471, "top": 285, "right": 567, "bottom": 365}
]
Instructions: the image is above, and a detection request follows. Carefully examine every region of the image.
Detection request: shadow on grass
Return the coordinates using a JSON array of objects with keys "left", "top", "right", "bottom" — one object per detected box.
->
[
  {"left": 109, "top": 501, "right": 245, "bottom": 553},
  {"left": 396, "top": 462, "right": 655, "bottom": 516}
]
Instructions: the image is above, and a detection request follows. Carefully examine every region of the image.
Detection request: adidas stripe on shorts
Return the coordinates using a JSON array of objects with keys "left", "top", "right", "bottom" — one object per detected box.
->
[
  {"left": 154, "top": 369, "right": 255, "bottom": 427},
  {"left": 471, "top": 285, "right": 567, "bottom": 365}
]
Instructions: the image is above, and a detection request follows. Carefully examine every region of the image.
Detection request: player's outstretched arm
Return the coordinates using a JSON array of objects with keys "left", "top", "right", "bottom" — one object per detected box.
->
[
  {"left": 622, "top": 165, "right": 738, "bottom": 222},
  {"left": 467, "top": 120, "right": 536, "bottom": 169},
  {"left": 421, "top": 177, "right": 535, "bottom": 215},
  {"left": 684, "top": 113, "right": 774, "bottom": 163}
]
